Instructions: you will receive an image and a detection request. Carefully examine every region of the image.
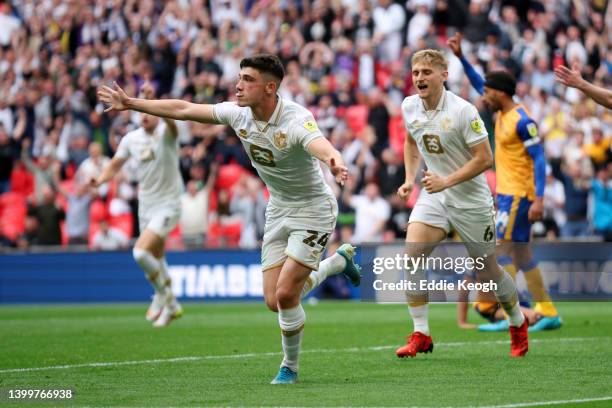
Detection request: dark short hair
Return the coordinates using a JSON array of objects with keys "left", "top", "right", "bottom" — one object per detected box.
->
[
  {"left": 484, "top": 71, "right": 516, "bottom": 96},
  {"left": 240, "top": 54, "right": 285, "bottom": 82}
]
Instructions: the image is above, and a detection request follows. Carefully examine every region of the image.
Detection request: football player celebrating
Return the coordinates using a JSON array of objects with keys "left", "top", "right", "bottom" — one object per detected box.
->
[
  {"left": 396, "top": 49, "right": 528, "bottom": 358},
  {"left": 98, "top": 54, "right": 361, "bottom": 383}
]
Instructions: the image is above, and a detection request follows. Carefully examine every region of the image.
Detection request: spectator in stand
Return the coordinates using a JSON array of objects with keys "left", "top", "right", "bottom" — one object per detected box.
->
[
  {"left": 386, "top": 192, "right": 413, "bottom": 241},
  {"left": 367, "top": 88, "right": 395, "bottom": 157},
  {"left": 343, "top": 126, "right": 377, "bottom": 190},
  {"left": 15, "top": 215, "right": 39, "bottom": 250},
  {"left": 229, "top": 178, "right": 256, "bottom": 248},
  {"left": 563, "top": 130, "right": 588, "bottom": 167},
  {"left": 0, "top": 0, "right": 609, "bottom": 248},
  {"left": 540, "top": 98, "right": 569, "bottom": 165},
  {"left": 591, "top": 164, "right": 612, "bottom": 242},
  {"left": 376, "top": 148, "right": 405, "bottom": 198},
  {"left": 180, "top": 163, "right": 217, "bottom": 249},
  {"left": 406, "top": 0, "right": 433, "bottom": 50},
  {"left": 92, "top": 218, "right": 129, "bottom": 251},
  {"left": 551, "top": 160, "right": 591, "bottom": 238},
  {"left": 0, "top": 2, "right": 21, "bottom": 47},
  {"left": 76, "top": 141, "right": 111, "bottom": 198},
  {"left": 0, "top": 124, "right": 18, "bottom": 193},
  {"left": 583, "top": 127, "right": 611, "bottom": 171},
  {"left": 542, "top": 165, "right": 565, "bottom": 240},
  {"left": 531, "top": 57, "right": 555, "bottom": 95},
  {"left": 372, "top": 0, "right": 405, "bottom": 63},
  {"left": 27, "top": 185, "right": 65, "bottom": 246},
  {"left": 55, "top": 181, "right": 94, "bottom": 245},
  {"left": 343, "top": 181, "right": 390, "bottom": 243},
  {"left": 20, "top": 139, "right": 60, "bottom": 204}
]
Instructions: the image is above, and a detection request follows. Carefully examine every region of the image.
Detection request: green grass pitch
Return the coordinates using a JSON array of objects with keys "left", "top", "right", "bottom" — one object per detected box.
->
[{"left": 1, "top": 302, "right": 611, "bottom": 407}]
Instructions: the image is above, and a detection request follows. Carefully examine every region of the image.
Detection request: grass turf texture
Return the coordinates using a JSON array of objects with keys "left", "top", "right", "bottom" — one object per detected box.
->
[{"left": 0, "top": 302, "right": 610, "bottom": 407}]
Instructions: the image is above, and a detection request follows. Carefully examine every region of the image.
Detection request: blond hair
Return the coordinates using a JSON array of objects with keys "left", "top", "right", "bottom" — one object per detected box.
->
[{"left": 411, "top": 49, "right": 448, "bottom": 70}]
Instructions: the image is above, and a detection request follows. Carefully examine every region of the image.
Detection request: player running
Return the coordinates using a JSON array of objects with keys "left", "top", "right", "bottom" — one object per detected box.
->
[
  {"left": 98, "top": 54, "right": 361, "bottom": 384},
  {"left": 395, "top": 49, "right": 528, "bottom": 358},
  {"left": 92, "top": 82, "right": 183, "bottom": 327},
  {"left": 448, "top": 33, "right": 562, "bottom": 332}
]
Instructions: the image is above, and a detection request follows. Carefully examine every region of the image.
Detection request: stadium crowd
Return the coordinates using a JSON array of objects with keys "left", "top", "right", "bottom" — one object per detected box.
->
[{"left": 0, "top": 0, "right": 610, "bottom": 251}]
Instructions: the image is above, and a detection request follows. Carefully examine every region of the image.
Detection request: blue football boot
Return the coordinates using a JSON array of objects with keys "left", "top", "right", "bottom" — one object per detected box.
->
[
  {"left": 336, "top": 244, "right": 361, "bottom": 286},
  {"left": 270, "top": 366, "right": 298, "bottom": 385}
]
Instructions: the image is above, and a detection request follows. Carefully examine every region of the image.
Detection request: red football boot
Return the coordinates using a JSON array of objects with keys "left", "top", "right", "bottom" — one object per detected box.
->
[
  {"left": 396, "top": 332, "right": 434, "bottom": 358},
  {"left": 509, "top": 316, "right": 529, "bottom": 357}
]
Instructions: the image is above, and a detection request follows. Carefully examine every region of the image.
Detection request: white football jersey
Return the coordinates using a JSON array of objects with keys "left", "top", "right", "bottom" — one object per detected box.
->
[
  {"left": 213, "top": 97, "right": 334, "bottom": 206},
  {"left": 401, "top": 90, "right": 493, "bottom": 208},
  {"left": 115, "top": 121, "right": 183, "bottom": 205}
]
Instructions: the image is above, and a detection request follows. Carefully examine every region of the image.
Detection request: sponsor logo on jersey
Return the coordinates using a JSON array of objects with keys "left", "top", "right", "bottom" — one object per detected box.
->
[
  {"left": 302, "top": 120, "right": 318, "bottom": 132},
  {"left": 139, "top": 147, "right": 155, "bottom": 162},
  {"left": 423, "top": 134, "right": 444, "bottom": 154},
  {"left": 250, "top": 145, "right": 276, "bottom": 167},
  {"left": 470, "top": 118, "right": 484, "bottom": 134},
  {"left": 273, "top": 131, "right": 288, "bottom": 149}
]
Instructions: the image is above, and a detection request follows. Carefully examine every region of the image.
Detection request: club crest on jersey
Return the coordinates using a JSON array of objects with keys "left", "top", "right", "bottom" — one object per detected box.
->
[
  {"left": 441, "top": 117, "right": 452, "bottom": 131},
  {"left": 238, "top": 129, "right": 249, "bottom": 139},
  {"left": 470, "top": 118, "right": 483, "bottom": 134},
  {"left": 527, "top": 123, "right": 538, "bottom": 137},
  {"left": 273, "top": 131, "right": 288, "bottom": 149},
  {"left": 302, "top": 120, "right": 318, "bottom": 132}
]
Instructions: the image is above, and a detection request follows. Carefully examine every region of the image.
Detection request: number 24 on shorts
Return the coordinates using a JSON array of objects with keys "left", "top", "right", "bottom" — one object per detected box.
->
[{"left": 302, "top": 230, "right": 330, "bottom": 248}]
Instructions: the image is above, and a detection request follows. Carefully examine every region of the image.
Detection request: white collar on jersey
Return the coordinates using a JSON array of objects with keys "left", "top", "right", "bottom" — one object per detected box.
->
[
  {"left": 418, "top": 88, "right": 447, "bottom": 113},
  {"left": 252, "top": 94, "right": 284, "bottom": 133}
]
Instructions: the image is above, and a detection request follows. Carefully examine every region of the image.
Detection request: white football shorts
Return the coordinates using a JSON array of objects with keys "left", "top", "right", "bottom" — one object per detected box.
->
[
  {"left": 262, "top": 197, "right": 338, "bottom": 271},
  {"left": 139, "top": 200, "right": 181, "bottom": 239},
  {"left": 409, "top": 190, "right": 496, "bottom": 256}
]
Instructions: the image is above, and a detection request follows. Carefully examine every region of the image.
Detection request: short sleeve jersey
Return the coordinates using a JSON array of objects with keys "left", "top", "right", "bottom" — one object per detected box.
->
[
  {"left": 495, "top": 104, "right": 540, "bottom": 199},
  {"left": 115, "top": 121, "right": 183, "bottom": 205},
  {"left": 401, "top": 90, "right": 493, "bottom": 208},
  {"left": 213, "top": 97, "right": 334, "bottom": 206}
]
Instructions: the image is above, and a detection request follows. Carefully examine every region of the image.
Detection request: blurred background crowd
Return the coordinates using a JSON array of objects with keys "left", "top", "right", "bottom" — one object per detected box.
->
[{"left": 0, "top": 0, "right": 610, "bottom": 252}]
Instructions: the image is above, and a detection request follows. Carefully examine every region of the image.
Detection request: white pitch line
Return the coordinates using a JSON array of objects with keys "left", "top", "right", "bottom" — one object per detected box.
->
[
  {"left": 470, "top": 395, "right": 612, "bottom": 408},
  {"left": 281, "top": 396, "right": 612, "bottom": 408},
  {"left": 0, "top": 336, "right": 605, "bottom": 374}
]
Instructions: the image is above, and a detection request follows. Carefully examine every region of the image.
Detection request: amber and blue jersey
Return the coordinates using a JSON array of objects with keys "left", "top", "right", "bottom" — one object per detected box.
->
[{"left": 460, "top": 57, "right": 546, "bottom": 242}]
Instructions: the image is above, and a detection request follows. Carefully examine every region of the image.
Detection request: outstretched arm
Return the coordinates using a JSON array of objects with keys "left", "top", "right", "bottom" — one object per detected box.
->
[
  {"left": 448, "top": 32, "right": 485, "bottom": 95},
  {"left": 307, "top": 137, "right": 348, "bottom": 186},
  {"left": 555, "top": 64, "right": 612, "bottom": 109},
  {"left": 98, "top": 82, "right": 219, "bottom": 124},
  {"left": 139, "top": 81, "right": 178, "bottom": 137}
]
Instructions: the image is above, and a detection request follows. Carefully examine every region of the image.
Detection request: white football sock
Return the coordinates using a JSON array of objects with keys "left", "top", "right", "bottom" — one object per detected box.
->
[
  {"left": 493, "top": 268, "right": 525, "bottom": 327},
  {"left": 408, "top": 304, "right": 430, "bottom": 336},
  {"left": 133, "top": 248, "right": 167, "bottom": 294},
  {"left": 300, "top": 253, "right": 346, "bottom": 298},
  {"left": 158, "top": 256, "right": 172, "bottom": 290},
  {"left": 278, "top": 304, "right": 306, "bottom": 372}
]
